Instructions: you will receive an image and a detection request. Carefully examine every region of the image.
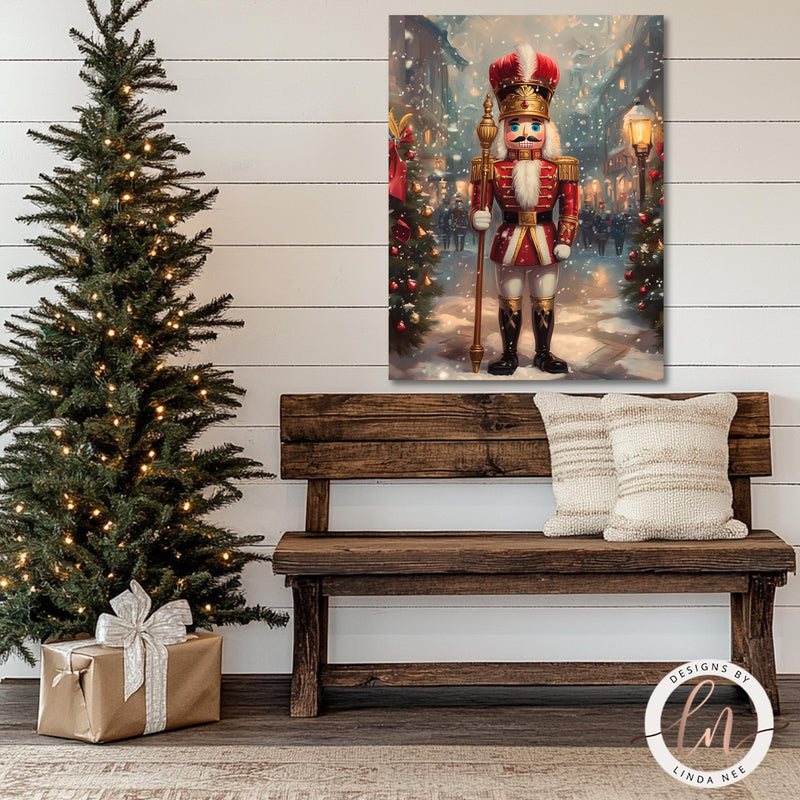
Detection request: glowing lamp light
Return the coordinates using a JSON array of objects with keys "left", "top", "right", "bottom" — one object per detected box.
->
[
  {"left": 167, "top": 214, "right": 177, "bottom": 224},
  {"left": 155, "top": 405, "right": 165, "bottom": 414},
  {"left": 123, "top": 153, "right": 132, "bottom": 161},
  {"left": 121, "top": 193, "right": 133, "bottom": 202},
  {"left": 92, "top": 508, "right": 101, "bottom": 517},
  {"left": 204, "top": 604, "right": 212, "bottom": 611},
  {"left": 64, "top": 536, "right": 73, "bottom": 545},
  {"left": 104, "top": 521, "right": 113, "bottom": 532},
  {"left": 91, "top": 197, "right": 100, "bottom": 206},
  {"left": 140, "top": 464, "right": 149, "bottom": 473},
  {"left": 121, "top": 85, "right": 132, "bottom": 95},
  {"left": 103, "top": 138, "right": 113, "bottom": 146},
  {"left": 78, "top": 606, "right": 86, "bottom": 614},
  {"left": 0, "top": 579, "right": 8, "bottom": 589},
  {"left": 107, "top": 329, "right": 116, "bottom": 337},
  {"left": 143, "top": 142, "right": 152, "bottom": 152},
  {"left": 182, "top": 501, "right": 191, "bottom": 511},
  {"left": 14, "top": 504, "right": 24, "bottom": 513},
  {"left": 62, "top": 446, "right": 72, "bottom": 456},
  {"left": 222, "top": 552, "right": 230, "bottom": 561},
  {"left": 623, "top": 98, "right": 655, "bottom": 211}
]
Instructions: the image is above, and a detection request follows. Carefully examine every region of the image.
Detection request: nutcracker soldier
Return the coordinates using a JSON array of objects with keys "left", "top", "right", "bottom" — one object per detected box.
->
[{"left": 470, "top": 44, "right": 579, "bottom": 375}]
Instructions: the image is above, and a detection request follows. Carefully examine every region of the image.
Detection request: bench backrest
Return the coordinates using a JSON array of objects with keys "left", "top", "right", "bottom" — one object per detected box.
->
[{"left": 280, "top": 392, "right": 771, "bottom": 530}]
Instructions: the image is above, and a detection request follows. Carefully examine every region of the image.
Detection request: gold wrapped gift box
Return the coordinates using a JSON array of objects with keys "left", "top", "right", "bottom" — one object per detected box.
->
[{"left": 37, "top": 632, "right": 222, "bottom": 743}]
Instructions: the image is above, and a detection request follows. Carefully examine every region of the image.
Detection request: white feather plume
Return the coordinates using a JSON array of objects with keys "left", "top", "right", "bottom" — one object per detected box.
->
[{"left": 516, "top": 43, "right": 538, "bottom": 81}]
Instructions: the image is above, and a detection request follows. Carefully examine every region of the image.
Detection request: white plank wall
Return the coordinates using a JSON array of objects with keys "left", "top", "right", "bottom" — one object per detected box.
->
[{"left": 1, "top": 0, "right": 799, "bottom": 678}]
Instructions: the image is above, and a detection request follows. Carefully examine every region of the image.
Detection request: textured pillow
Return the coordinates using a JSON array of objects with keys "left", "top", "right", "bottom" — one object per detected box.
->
[
  {"left": 601, "top": 393, "right": 748, "bottom": 542},
  {"left": 534, "top": 393, "right": 616, "bottom": 536}
]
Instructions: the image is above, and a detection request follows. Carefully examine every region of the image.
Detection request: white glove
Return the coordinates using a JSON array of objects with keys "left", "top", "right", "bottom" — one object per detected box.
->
[
  {"left": 471, "top": 208, "right": 491, "bottom": 231},
  {"left": 553, "top": 243, "right": 571, "bottom": 261}
]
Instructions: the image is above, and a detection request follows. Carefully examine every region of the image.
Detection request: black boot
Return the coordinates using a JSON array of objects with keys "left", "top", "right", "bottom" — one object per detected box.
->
[
  {"left": 532, "top": 297, "right": 568, "bottom": 373},
  {"left": 487, "top": 298, "right": 522, "bottom": 376}
]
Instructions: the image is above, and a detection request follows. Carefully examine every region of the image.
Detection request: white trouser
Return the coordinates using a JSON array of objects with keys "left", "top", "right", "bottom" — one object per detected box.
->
[{"left": 495, "top": 262, "right": 559, "bottom": 300}]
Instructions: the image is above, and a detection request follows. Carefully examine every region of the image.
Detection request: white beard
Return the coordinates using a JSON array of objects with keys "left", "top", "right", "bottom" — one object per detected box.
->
[{"left": 512, "top": 160, "right": 542, "bottom": 211}]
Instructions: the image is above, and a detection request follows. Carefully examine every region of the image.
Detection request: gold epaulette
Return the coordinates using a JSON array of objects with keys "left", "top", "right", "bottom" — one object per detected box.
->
[
  {"left": 470, "top": 155, "right": 497, "bottom": 183},
  {"left": 554, "top": 156, "right": 579, "bottom": 182}
]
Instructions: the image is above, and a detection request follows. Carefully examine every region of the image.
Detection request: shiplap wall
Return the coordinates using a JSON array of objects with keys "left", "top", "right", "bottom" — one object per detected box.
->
[{"left": 2, "top": 0, "right": 799, "bottom": 678}]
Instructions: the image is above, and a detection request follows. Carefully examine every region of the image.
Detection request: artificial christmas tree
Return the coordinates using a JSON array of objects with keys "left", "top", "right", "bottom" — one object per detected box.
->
[
  {"left": 0, "top": 0, "right": 286, "bottom": 666},
  {"left": 388, "top": 111, "right": 443, "bottom": 356},
  {"left": 622, "top": 141, "right": 665, "bottom": 341}
]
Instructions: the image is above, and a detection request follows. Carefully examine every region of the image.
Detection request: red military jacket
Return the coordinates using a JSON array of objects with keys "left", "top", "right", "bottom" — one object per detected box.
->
[{"left": 470, "top": 151, "right": 579, "bottom": 267}]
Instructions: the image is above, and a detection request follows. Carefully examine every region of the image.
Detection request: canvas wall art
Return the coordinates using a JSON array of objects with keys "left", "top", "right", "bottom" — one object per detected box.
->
[{"left": 388, "top": 15, "right": 664, "bottom": 380}]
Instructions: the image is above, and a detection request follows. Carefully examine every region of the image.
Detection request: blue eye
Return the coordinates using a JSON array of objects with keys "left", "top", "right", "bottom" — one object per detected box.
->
[
  {"left": 510, "top": 123, "right": 520, "bottom": 132},
  {"left": 531, "top": 123, "right": 542, "bottom": 132}
]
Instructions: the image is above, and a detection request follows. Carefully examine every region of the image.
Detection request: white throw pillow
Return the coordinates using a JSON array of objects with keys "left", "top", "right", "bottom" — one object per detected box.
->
[
  {"left": 534, "top": 393, "right": 616, "bottom": 536},
  {"left": 601, "top": 393, "right": 748, "bottom": 542}
]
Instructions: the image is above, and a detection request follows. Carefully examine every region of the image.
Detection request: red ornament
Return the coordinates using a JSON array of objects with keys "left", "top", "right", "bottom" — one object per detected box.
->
[
  {"left": 660, "top": 153, "right": 664, "bottom": 163},
  {"left": 389, "top": 280, "right": 399, "bottom": 292},
  {"left": 629, "top": 251, "right": 638, "bottom": 262},
  {"left": 406, "top": 278, "right": 418, "bottom": 292},
  {"left": 392, "top": 219, "right": 411, "bottom": 243},
  {"left": 624, "top": 270, "right": 633, "bottom": 281},
  {"left": 638, "top": 301, "right": 646, "bottom": 311},
  {"left": 648, "top": 169, "right": 660, "bottom": 183},
  {"left": 659, "top": 197, "right": 664, "bottom": 206},
  {"left": 639, "top": 285, "right": 648, "bottom": 296},
  {"left": 656, "top": 140, "right": 663, "bottom": 155},
  {"left": 407, "top": 150, "right": 416, "bottom": 161},
  {"left": 639, "top": 213, "right": 650, "bottom": 226},
  {"left": 390, "top": 246, "right": 399, "bottom": 256},
  {"left": 396, "top": 320, "right": 406, "bottom": 331}
]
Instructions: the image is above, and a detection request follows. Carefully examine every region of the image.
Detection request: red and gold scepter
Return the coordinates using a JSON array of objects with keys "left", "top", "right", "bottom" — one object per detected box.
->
[{"left": 469, "top": 95, "right": 498, "bottom": 374}]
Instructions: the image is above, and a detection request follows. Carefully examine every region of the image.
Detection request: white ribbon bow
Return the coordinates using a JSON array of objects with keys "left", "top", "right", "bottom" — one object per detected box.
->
[{"left": 95, "top": 580, "right": 192, "bottom": 734}]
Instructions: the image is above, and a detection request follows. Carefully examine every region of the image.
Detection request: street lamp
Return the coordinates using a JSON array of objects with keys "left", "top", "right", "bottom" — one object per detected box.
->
[{"left": 624, "top": 98, "right": 654, "bottom": 211}]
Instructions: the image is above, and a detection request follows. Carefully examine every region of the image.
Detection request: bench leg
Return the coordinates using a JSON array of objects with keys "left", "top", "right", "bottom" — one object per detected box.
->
[
  {"left": 743, "top": 575, "right": 781, "bottom": 715},
  {"left": 730, "top": 592, "right": 749, "bottom": 670},
  {"left": 290, "top": 577, "right": 324, "bottom": 717}
]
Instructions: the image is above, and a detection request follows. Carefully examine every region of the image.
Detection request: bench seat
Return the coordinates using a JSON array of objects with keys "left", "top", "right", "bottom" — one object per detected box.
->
[{"left": 273, "top": 530, "right": 795, "bottom": 576}]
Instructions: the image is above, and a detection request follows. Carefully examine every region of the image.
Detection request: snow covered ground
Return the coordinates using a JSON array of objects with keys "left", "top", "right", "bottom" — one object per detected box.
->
[{"left": 389, "top": 236, "right": 663, "bottom": 381}]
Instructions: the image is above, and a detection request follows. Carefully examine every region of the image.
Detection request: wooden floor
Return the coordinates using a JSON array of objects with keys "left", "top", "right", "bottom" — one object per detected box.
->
[{"left": 3, "top": 675, "right": 799, "bottom": 747}]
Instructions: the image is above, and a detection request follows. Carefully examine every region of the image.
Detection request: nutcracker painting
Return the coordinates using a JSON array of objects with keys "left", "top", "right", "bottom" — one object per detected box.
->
[{"left": 389, "top": 16, "right": 664, "bottom": 380}]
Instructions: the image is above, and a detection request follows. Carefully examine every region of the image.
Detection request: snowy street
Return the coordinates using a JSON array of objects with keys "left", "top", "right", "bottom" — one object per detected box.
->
[{"left": 389, "top": 236, "right": 663, "bottom": 381}]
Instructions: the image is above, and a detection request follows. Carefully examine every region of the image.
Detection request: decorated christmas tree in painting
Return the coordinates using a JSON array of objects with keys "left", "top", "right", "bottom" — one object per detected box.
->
[
  {"left": 623, "top": 141, "right": 665, "bottom": 341},
  {"left": 0, "top": 0, "right": 286, "bottom": 665},
  {"left": 389, "top": 111, "right": 444, "bottom": 356}
]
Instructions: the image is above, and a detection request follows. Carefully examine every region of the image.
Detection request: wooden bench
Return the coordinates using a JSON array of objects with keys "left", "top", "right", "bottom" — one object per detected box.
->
[{"left": 273, "top": 392, "right": 796, "bottom": 717}]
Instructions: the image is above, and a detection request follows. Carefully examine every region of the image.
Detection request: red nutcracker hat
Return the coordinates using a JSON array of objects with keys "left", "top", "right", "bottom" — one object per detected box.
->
[{"left": 489, "top": 43, "right": 560, "bottom": 122}]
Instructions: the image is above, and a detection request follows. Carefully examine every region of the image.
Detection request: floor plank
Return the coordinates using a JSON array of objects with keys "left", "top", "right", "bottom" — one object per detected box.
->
[{"left": 3, "top": 675, "right": 799, "bottom": 747}]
